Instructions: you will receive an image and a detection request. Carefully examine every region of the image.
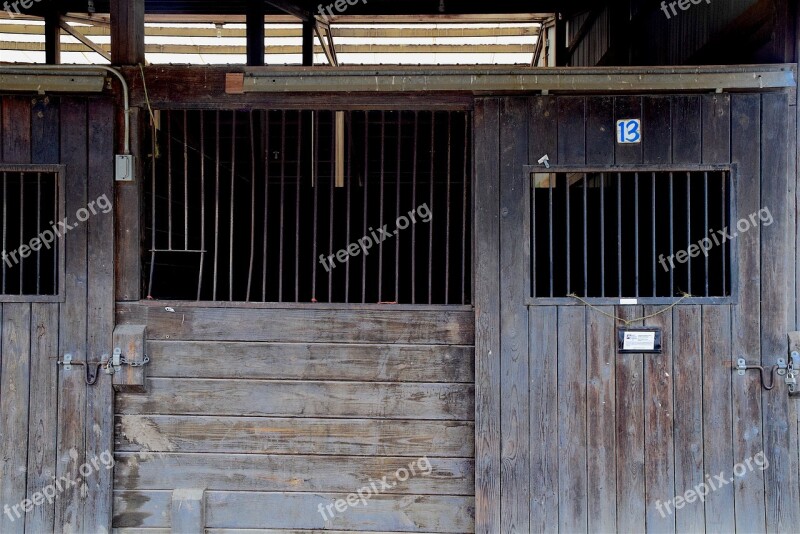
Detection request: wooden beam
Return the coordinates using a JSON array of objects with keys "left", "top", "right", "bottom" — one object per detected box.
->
[
  {"left": 110, "top": 0, "right": 144, "bottom": 65},
  {"left": 59, "top": 20, "right": 112, "bottom": 62},
  {"left": 302, "top": 20, "right": 314, "bottom": 66},
  {"left": 246, "top": 0, "right": 265, "bottom": 66},
  {"left": 554, "top": 13, "right": 569, "bottom": 66},
  {"left": 43, "top": 9, "right": 60, "bottom": 65}
]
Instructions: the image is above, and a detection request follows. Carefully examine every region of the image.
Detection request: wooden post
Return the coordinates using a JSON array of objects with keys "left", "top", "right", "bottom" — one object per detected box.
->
[
  {"left": 302, "top": 21, "right": 315, "bottom": 66},
  {"left": 554, "top": 13, "right": 569, "bottom": 66},
  {"left": 171, "top": 489, "right": 206, "bottom": 533},
  {"left": 112, "top": 324, "right": 148, "bottom": 393},
  {"left": 43, "top": 9, "right": 61, "bottom": 65},
  {"left": 246, "top": 1, "right": 265, "bottom": 66},
  {"left": 111, "top": 0, "right": 145, "bottom": 65}
]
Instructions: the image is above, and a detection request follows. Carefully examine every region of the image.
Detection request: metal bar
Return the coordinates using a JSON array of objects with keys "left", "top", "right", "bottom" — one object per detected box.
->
[
  {"left": 184, "top": 110, "right": 189, "bottom": 251},
  {"left": 634, "top": 172, "right": 639, "bottom": 298},
  {"left": 329, "top": 111, "right": 335, "bottom": 302},
  {"left": 395, "top": 111, "right": 402, "bottom": 303},
  {"left": 295, "top": 110, "right": 303, "bottom": 303},
  {"left": 548, "top": 170, "right": 554, "bottom": 298},
  {"left": 36, "top": 172, "right": 41, "bottom": 295},
  {"left": 582, "top": 172, "right": 587, "bottom": 297},
  {"left": 197, "top": 111, "right": 206, "bottom": 300},
  {"left": 361, "top": 111, "right": 369, "bottom": 304},
  {"left": 148, "top": 124, "right": 157, "bottom": 298},
  {"left": 600, "top": 172, "right": 605, "bottom": 298},
  {"left": 617, "top": 172, "right": 622, "bottom": 297},
  {"left": 246, "top": 111, "right": 256, "bottom": 301},
  {"left": 212, "top": 110, "right": 220, "bottom": 301},
  {"left": 703, "top": 171, "right": 709, "bottom": 297},
  {"left": 462, "top": 113, "right": 468, "bottom": 305},
  {"left": 411, "top": 110, "right": 418, "bottom": 304},
  {"left": 428, "top": 111, "right": 435, "bottom": 304},
  {"left": 651, "top": 172, "right": 656, "bottom": 297},
  {"left": 686, "top": 171, "right": 691, "bottom": 295},
  {"left": 229, "top": 111, "right": 237, "bottom": 301},
  {"left": 345, "top": 112, "right": 352, "bottom": 303},
  {"left": 279, "top": 110, "right": 287, "bottom": 302},
  {"left": 445, "top": 112, "right": 452, "bottom": 304},
  {"left": 312, "top": 110, "right": 320, "bottom": 302},
  {"left": 167, "top": 111, "right": 173, "bottom": 251},
  {"left": 669, "top": 171, "right": 674, "bottom": 297},
  {"left": 721, "top": 171, "right": 727, "bottom": 295},
  {"left": 565, "top": 172, "right": 571, "bottom": 296},
  {"left": 19, "top": 172, "right": 23, "bottom": 293},
  {"left": 378, "top": 111, "right": 385, "bottom": 303},
  {"left": 261, "top": 111, "right": 270, "bottom": 302}
]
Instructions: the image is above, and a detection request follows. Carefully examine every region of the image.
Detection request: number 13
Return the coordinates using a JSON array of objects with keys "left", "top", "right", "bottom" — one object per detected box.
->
[{"left": 617, "top": 119, "right": 641, "bottom": 144}]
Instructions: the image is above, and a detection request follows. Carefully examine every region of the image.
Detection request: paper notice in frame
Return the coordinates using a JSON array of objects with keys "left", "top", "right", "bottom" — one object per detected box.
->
[{"left": 618, "top": 327, "right": 662, "bottom": 354}]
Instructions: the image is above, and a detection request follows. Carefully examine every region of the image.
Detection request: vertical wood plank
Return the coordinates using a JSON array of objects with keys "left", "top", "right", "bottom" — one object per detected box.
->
[
  {"left": 643, "top": 306, "right": 675, "bottom": 534},
  {"left": 1, "top": 97, "right": 31, "bottom": 164},
  {"left": 557, "top": 97, "right": 586, "bottom": 165},
  {"left": 24, "top": 303, "right": 59, "bottom": 534},
  {"left": 499, "top": 97, "right": 529, "bottom": 533},
  {"left": 31, "top": 97, "right": 60, "bottom": 165},
  {"left": 529, "top": 95, "right": 558, "bottom": 167},
  {"left": 586, "top": 306, "right": 617, "bottom": 533},
  {"left": 473, "top": 98, "right": 501, "bottom": 534},
  {"left": 642, "top": 97, "right": 672, "bottom": 165},
  {"left": 586, "top": 96, "right": 614, "bottom": 166},
  {"left": 55, "top": 98, "right": 88, "bottom": 534},
  {"left": 671, "top": 96, "right": 702, "bottom": 165},
  {"left": 84, "top": 99, "right": 116, "bottom": 532},
  {"left": 761, "top": 92, "right": 800, "bottom": 533},
  {"left": 730, "top": 93, "right": 767, "bottom": 534},
  {"left": 529, "top": 306, "right": 558, "bottom": 532},
  {"left": 672, "top": 306, "right": 705, "bottom": 532},
  {"left": 0, "top": 304, "right": 31, "bottom": 534},
  {"left": 558, "top": 306, "right": 588, "bottom": 534},
  {"left": 616, "top": 305, "right": 646, "bottom": 534},
  {"left": 701, "top": 305, "right": 735, "bottom": 533},
  {"left": 614, "top": 96, "right": 643, "bottom": 165},
  {"left": 116, "top": 107, "right": 143, "bottom": 301}
]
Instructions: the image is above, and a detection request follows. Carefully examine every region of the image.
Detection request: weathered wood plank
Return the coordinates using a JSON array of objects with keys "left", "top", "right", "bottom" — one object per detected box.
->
[
  {"left": 586, "top": 96, "right": 614, "bottom": 165},
  {"left": 586, "top": 306, "right": 617, "bottom": 533},
  {"left": 115, "top": 106, "right": 143, "bottom": 302},
  {"left": 615, "top": 306, "right": 646, "bottom": 534},
  {"left": 114, "top": 453, "right": 473, "bottom": 495},
  {"left": 1, "top": 96, "right": 31, "bottom": 163},
  {"left": 761, "top": 92, "right": 800, "bottom": 532},
  {"left": 671, "top": 96, "right": 702, "bottom": 165},
  {"left": 557, "top": 96, "right": 586, "bottom": 165},
  {"left": 614, "top": 96, "right": 642, "bottom": 165},
  {"left": 473, "top": 97, "right": 501, "bottom": 533},
  {"left": 702, "top": 305, "right": 735, "bottom": 533},
  {"left": 116, "top": 304, "right": 474, "bottom": 345},
  {"left": 24, "top": 303, "right": 59, "bottom": 534},
  {"left": 85, "top": 98, "right": 117, "bottom": 533},
  {"left": 557, "top": 306, "right": 588, "bottom": 534},
  {"left": 117, "top": 378, "right": 474, "bottom": 420},
  {"left": 113, "top": 490, "right": 474, "bottom": 532},
  {"left": 499, "top": 96, "right": 530, "bottom": 533},
  {"left": 31, "top": 96, "right": 60, "bottom": 165},
  {"left": 730, "top": 93, "right": 767, "bottom": 534},
  {"left": 0, "top": 303, "right": 31, "bottom": 534},
  {"left": 171, "top": 489, "right": 205, "bottom": 534},
  {"left": 642, "top": 96, "right": 671, "bottom": 165},
  {"left": 115, "top": 415, "right": 474, "bottom": 457},
  {"left": 113, "top": 325, "right": 147, "bottom": 392},
  {"left": 146, "top": 341, "right": 474, "bottom": 383},
  {"left": 55, "top": 98, "right": 89, "bottom": 533},
  {"left": 528, "top": 306, "right": 558, "bottom": 532},
  {"left": 671, "top": 305, "right": 705, "bottom": 533},
  {"left": 643, "top": 306, "right": 675, "bottom": 534}
]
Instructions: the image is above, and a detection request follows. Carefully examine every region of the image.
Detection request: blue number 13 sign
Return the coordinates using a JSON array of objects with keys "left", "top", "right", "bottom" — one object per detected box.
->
[{"left": 617, "top": 119, "right": 642, "bottom": 144}]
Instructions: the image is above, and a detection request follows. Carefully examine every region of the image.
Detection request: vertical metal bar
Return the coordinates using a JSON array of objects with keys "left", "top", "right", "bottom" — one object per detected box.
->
[
  {"left": 721, "top": 171, "right": 727, "bottom": 295},
  {"left": 548, "top": 171, "right": 554, "bottom": 298},
  {"left": 329, "top": 111, "right": 335, "bottom": 302},
  {"left": 148, "top": 124, "right": 157, "bottom": 298},
  {"left": 279, "top": 110, "right": 287, "bottom": 302},
  {"left": 229, "top": 111, "right": 237, "bottom": 301},
  {"left": 411, "top": 111, "right": 418, "bottom": 304},
  {"left": 19, "top": 172, "right": 23, "bottom": 293},
  {"left": 167, "top": 111, "right": 173, "bottom": 251},
  {"left": 312, "top": 110, "right": 320, "bottom": 302},
  {"left": 600, "top": 172, "right": 605, "bottom": 298},
  {"left": 212, "top": 110, "right": 220, "bottom": 301},
  {"left": 184, "top": 110, "right": 189, "bottom": 251},
  {"left": 686, "top": 171, "right": 691, "bottom": 295},
  {"left": 445, "top": 112, "right": 452, "bottom": 304},
  {"left": 565, "top": 172, "right": 571, "bottom": 296},
  {"left": 261, "top": 111, "right": 270, "bottom": 302},
  {"left": 634, "top": 172, "right": 639, "bottom": 298},
  {"left": 295, "top": 110, "right": 303, "bottom": 303},
  {"left": 617, "top": 172, "right": 622, "bottom": 297},
  {"left": 395, "top": 112, "right": 402, "bottom": 303},
  {"left": 651, "top": 172, "right": 656, "bottom": 297},
  {"left": 582, "top": 173, "right": 587, "bottom": 297},
  {"left": 361, "top": 111, "right": 369, "bottom": 303},
  {"left": 197, "top": 112, "right": 206, "bottom": 300},
  {"left": 462, "top": 113, "right": 468, "bottom": 305},
  {"left": 378, "top": 111, "right": 385, "bottom": 303},
  {"left": 703, "top": 171, "right": 709, "bottom": 297},
  {"left": 345, "top": 112, "right": 352, "bottom": 302},
  {"left": 2, "top": 172, "right": 6, "bottom": 293},
  {"left": 36, "top": 172, "right": 41, "bottom": 294},
  {"left": 428, "top": 111, "right": 435, "bottom": 304},
  {"left": 246, "top": 111, "right": 256, "bottom": 301},
  {"left": 669, "top": 172, "right": 674, "bottom": 296}
]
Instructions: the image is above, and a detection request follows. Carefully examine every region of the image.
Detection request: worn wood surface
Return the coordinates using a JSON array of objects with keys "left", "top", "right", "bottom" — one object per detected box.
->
[{"left": 113, "top": 324, "right": 147, "bottom": 392}]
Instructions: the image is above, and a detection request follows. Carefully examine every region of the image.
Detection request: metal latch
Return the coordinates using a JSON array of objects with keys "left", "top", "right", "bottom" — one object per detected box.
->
[
  {"left": 61, "top": 353, "right": 73, "bottom": 371},
  {"left": 786, "top": 351, "right": 800, "bottom": 395},
  {"left": 734, "top": 358, "right": 786, "bottom": 391},
  {"left": 57, "top": 353, "right": 110, "bottom": 385},
  {"left": 112, "top": 346, "right": 150, "bottom": 368}
]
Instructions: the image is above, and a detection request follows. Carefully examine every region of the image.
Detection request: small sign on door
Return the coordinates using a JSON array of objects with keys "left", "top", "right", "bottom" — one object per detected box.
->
[
  {"left": 618, "top": 327, "right": 662, "bottom": 354},
  {"left": 617, "top": 119, "right": 642, "bottom": 144}
]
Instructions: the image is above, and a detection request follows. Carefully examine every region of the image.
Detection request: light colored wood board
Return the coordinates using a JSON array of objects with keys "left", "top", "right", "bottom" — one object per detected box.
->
[
  {"left": 643, "top": 306, "right": 676, "bottom": 534},
  {"left": 171, "top": 488, "right": 205, "bottom": 534},
  {"left": 114, "top": 415, "right": 474, "bottom": 457},
  {"left": 671, "top": 306, "right": 706, "bottom": 533},
  {"left": 557, "top": 306, "right": 588, "bottom": 534},
  {"left": 730, "top": 93, "right": 767, "bottom": 534},
  {"left": 24, "top": 303, "right": 60, "bottom": 534},
  {"left": 114, "top": 324, "right": 147, "bottom": 392},
  {"left": 146, "top": 341, "right": 474, "bottom": 383},
  {"left": 586, "top": 306, "right": 617, "bottom": 533},
  {"left": 472, "top": 97, "right": 501, "bottom": 533},
  {"left": 499, "top": 96, "right": 530, "bottom": 533},
  {"left": 116, "top": 304, "right": 475, "bottom": 345},
  {"left": 117, "top": 379, "right": 474, "bottom": 420},
  {"left": 528, "top": 306, "right": 558, "bottom": 532},
  {"left": 113, "top": 491, "right": 474, "bottom": 532},
  {"left": 0, "top": 303, "right": 31, "bottom": 534},
  {"left": 114, "top": 453, "right": 474, "bottom": 495},
  {"left": 113, "top": 530, "right": 446, "bottom": 534}
]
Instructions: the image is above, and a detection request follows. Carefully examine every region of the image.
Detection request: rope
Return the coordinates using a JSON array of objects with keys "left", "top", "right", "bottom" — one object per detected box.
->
[{"left": 567, "top": 293, "right": 692, "bottom": 326}]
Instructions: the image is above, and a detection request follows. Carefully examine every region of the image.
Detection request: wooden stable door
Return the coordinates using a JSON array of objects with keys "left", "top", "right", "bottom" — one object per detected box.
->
[{"left": 474, "top": 95, "right": 800, "bottom": 533}]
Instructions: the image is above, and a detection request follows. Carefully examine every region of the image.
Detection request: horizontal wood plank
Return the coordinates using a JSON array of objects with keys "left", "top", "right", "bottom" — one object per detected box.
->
[
  {"left": 117, "top": 304, "right": 474, "bottom": 345},
  {"left": 113, "top": 490, "right": 474, "bottom": 532},
  {"left": 115, "top": 415, "right": 474, "bottom": 457},
  {"left": 117, "top": 379, "right": 474, "bottom": 420},
  {"left": 114, "top": 453, "right": 473, "bottom": 495},
  {"left": 146, "top": 341, "right": 474, "bottom": 383}
]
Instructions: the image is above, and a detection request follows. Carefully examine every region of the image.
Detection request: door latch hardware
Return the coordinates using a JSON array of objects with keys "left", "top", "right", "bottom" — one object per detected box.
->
[
  {"left": 734, "top": 358, "right": 783, "bottom": 391},
  {"left": 58, "top": 353, "right": 110, "bottom": 385},
  {"left": 112, "top": 346, "right": 150, "bottom": 367}
]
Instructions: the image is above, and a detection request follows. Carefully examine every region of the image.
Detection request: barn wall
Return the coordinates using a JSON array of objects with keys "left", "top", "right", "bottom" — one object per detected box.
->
[
  {"left": 474, "top": 93, "right": 800, "bottom": 532},
  {"left": 0, "top": 95, "right": 116, "bottom": 533},
  {"left": 112, "top": 303, "right": 475, "bottom": 532}
]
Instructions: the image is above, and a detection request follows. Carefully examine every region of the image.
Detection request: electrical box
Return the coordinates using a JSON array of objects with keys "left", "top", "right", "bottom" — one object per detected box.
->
[{"left": 115, "top": 154, "right": 134, "bottom": 182}]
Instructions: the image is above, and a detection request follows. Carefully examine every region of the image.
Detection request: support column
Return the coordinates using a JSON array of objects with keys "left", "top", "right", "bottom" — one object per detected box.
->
[
  {"left": 247, "top": 1, "right": 266, "bottom": 66},
  {"left": 44, "top": 8, "right": 61, "bottom": 65},
  {"left": 111, "top": 0, "right": 145, "bottom": 64},
  {"left": 302, "top": 20, "right": 315, "bottom": 66}
]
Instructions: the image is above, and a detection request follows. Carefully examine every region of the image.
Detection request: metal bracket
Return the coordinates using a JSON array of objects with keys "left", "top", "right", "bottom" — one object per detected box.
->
[
  {"left": 734, "top": 358, "right": 782, "bottom": 391},
  {"left": 787, "top": 351, "right": 800, "bottom": 396},
  {"left": 113, "top": 346, "right": 150, "bottom": 368},
  {"left": 61, "top": 353, "right": 73, "bottom": 371}
]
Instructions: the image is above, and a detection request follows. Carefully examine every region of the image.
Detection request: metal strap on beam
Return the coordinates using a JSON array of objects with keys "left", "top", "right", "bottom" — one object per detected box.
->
[
  {"left": 0, "top": 73, "right": 106, "bottom": 93},
  {"left": 241, "top": 65, "right": 796, "bottom": 93}
]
